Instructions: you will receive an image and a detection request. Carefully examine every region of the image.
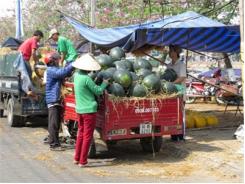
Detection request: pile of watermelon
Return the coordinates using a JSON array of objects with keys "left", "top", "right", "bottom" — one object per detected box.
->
[{"left": 92, "top": 47, "right": 180, "bottom": 97}]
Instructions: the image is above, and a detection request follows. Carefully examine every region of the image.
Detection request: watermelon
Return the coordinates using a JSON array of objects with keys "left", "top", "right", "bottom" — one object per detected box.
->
[
  {"left": 148, "top": 59, "right": 160, "bottom": 67},
  {"left": 108, "top": 83, "right": 125, "bottom": 97},
  {"left": 155, "top": 66, "right": 165, "bottom": 78},
  {"left": 105, "top": 67, "right": 116, "bottom": 75},
  {"left": 142, "top": 74, "right": 161, "bottom": 93},
  {"left": 96, "top": 54, "right": 113, "bottom": 69},
  {"left": 113, "top": 70, "right": 132, "bottom": 88},
  {"left": 133, "top": 58, "right": 152, "bottom": 71},
  {"left": 113, "top": 60, "right": 133, "bottom": 71},
  {"left": 130, "top": 72, "right": 139, "bottom": 81},
  {"left": 88, "top": 71, "right": 97, "bottom": 80},
  {"left": 127, "top": 59, "right": 135, "bottom": 64},
  {"left": 129, "top": 83, "right": 147, "bottom": 97},
  {"left": 96, "top": 71, "right": 111, "bottom": 82},
  {"left": 121, "top": 59, "right": 133, "bottom": 71},
  {"left": 160, "top": 68, "right": 177, "bottom": 82},
  {"left": 161, "top": 81, "right": 178, "bottom": 94},
  {"left": 109, "top": 47, "right": 125, "bottom": 61},
  {"left": 136, "top": 68, "right": 152, "bottom": 78},
  {"left": 113, "top": 60, "right": 128, "bottom": 70}
]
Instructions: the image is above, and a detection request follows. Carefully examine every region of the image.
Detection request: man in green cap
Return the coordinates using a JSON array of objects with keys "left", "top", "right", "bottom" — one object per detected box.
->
[{"left": 49, "top": 28, "right": 78, "bottom": 66}]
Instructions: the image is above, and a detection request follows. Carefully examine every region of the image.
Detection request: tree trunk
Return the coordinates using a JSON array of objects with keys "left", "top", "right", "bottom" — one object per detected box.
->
[{"left": 222, "top": 53, "right": 233, "bottom": 68}]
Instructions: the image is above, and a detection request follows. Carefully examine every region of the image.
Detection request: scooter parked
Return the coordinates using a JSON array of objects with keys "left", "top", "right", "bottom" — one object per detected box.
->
[{"left": 186, "top": 78, "right": 218, "bottom": 104}]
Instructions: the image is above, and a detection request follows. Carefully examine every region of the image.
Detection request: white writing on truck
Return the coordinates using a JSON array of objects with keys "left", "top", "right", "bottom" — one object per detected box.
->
[{"left": 135, "top": 107, "right": 159, "bottom": 114}]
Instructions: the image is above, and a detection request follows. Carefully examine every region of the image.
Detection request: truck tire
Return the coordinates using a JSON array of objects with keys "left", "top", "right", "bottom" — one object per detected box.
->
[
  {"left": 7, "top": 98, "right": 20, "bottom": 127},
  {"left": 88, "top": 139, "right": 96, "bottom": 158},
  {"left": 140, "top": 136, "right": 162, "bottom": 153},
  {"left": 106, "top": 140, "right": 117, "bottom": 151},
  {"left": 171, "top": 134, "right": 184, "bottom": 141},
  {"left": 0, "top": 109, "right": 4, "bottom": 117}
]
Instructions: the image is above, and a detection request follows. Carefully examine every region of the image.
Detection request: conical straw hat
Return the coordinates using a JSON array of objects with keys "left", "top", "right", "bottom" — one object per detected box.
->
[{"left": 72, "top": 53, "right": 101, "bottom": 71}]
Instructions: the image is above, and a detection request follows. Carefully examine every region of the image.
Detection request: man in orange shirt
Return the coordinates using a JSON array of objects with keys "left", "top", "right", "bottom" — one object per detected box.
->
[{"left": 18, "top": 30, "right": 44, "bottom": 77}]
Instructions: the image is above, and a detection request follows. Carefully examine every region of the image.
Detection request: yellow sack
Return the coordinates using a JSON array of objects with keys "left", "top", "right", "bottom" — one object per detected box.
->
[
  {"left": 31, "top": 72, "right": 45, "bottom": 92},
  {"left": 0, "top": 47, "right": 15, "bottom": 55},
  {"left": 193, "top": 115, "right": 207, "bottom": 128},
  {"left": 205, "top": 115, "right": 219, "bottom": 126},
  {"left": 186, "top": 114, "right": 195, "bottom": 128}
]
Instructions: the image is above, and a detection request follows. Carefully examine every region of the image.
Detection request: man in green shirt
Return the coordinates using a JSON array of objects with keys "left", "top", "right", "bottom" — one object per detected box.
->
[{"left": 49, "top": 29, "right": 78, "bottom": 66}]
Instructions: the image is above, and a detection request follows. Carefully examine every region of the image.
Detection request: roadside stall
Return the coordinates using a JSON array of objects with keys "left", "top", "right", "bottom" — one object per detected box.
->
[{"left": 59, "top": 11, "right": 241, "bottom": 155}]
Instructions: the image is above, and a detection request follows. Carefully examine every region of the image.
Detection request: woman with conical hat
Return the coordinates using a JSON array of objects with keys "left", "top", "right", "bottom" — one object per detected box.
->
[{"left": 72, "top": 53, "right": 109, "bottom": 167}]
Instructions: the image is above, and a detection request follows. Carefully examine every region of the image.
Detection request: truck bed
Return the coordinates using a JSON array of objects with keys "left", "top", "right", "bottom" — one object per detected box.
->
[{"left": 64, "top": 89, "right": 184, "bottom": 141}]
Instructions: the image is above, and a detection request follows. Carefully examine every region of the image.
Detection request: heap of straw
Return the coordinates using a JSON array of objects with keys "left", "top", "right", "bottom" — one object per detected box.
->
[
  {"left": 0, "top": 47, "right": 18, "bottom": 55},
  {"left": 108, "top": 92, "right": 180, "bottom": 104}
]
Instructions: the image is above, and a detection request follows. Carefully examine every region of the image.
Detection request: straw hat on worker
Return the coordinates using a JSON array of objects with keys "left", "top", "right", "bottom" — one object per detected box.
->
[
  {"left": 72, "top": 53, "right": 101, "bottom": 71},
  {"left": 48, "top": 28, "right": 59, "bottom": 39}
]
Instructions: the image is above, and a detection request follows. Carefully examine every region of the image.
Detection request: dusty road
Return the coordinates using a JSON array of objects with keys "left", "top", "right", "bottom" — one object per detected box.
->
[{"left": 0, "top": 103, "right": 244, "bottom": 183}]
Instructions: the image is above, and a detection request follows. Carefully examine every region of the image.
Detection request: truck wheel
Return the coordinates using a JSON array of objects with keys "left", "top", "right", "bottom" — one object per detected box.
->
[
  {"left": 7, "top": 98, "right": 20, "bottom": 127},
  {"left": 106, "top": 140, "right": 117, "bottom": 151},
  {"left": 0, "top": 109, "right": 4, "bottom": 117},
  {"left": 171, "top": 134, "right": 184, "bottom": 141},
  {"left": 88, "top": 139, "right": 96, "bottom": 158},
  {"left": 140, "top": 136, "right": 162, "bottom": 153}
]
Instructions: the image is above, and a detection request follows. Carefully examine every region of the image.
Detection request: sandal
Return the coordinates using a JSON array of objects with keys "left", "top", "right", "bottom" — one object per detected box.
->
[{"left": 73, "top": 160, "right": 79, "bottom": 165}]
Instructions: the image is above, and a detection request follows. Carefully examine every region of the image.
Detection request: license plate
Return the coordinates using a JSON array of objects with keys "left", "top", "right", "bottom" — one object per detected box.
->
[
  {"left": 108, "top": 129, "right": 127, "bottom": 136},
  {"left": 140, "top": 123, "right": 152, "bottom": 134}
]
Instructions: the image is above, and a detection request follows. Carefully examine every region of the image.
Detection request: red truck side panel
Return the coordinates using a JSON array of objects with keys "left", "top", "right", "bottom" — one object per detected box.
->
[{"left": 63, "top": 91, "right": 183, "bottom": 141}]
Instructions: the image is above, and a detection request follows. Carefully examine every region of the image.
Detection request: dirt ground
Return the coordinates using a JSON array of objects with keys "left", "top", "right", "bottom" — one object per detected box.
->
[
  {"left": 82, "top": 103, "right": 244, "bottom": 182},
  {"left": 0, "top": 103, "right": 244, "bottom": 182}
]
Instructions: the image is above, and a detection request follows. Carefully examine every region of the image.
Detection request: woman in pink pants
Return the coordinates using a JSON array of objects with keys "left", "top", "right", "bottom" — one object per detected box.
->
[{"left": 72, "top": 53, "right": 108, "bottom": 167}]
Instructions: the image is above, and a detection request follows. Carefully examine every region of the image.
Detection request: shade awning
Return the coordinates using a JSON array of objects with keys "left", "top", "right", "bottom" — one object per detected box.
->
[
  {"left": 63, "top": 11, "right": 240, "bottom": 53},
  {"left": 1, "top": 37, "right": 23, "bottom": 48}
]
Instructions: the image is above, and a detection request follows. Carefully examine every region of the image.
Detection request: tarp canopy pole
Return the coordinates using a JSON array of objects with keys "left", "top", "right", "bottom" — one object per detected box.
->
[{"left": 141, "top": 51, "right": 166, "bottom": 65}]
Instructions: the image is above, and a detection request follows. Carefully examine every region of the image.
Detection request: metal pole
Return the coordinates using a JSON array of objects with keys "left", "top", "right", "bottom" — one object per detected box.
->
[
  {"left": 90, "top": 0, "right": 96, "bottom": 53},
  {"left": 90, "top": 0, "right": 96, "bottom": 27},
  {"left": 239, "top": 0, "right": 244, "bottom": 123}
]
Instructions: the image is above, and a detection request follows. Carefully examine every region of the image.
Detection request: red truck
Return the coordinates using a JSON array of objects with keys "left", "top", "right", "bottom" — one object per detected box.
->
[{"left": 62, "top": 82, "right": 184, "bottom": 155}]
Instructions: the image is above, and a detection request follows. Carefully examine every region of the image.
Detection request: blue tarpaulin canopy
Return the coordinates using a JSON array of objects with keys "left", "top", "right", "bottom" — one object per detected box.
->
[
  {"left": 1, "top": 37, "right": 23, "bottom": 48},
  {"left": 63, "top": 11, "right": 240, "bottom": 53}
]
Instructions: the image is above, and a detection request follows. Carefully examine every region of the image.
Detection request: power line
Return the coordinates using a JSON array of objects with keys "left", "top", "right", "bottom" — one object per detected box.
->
[{"left": 200, "top": 0, "right": 237, "bottom": 16}]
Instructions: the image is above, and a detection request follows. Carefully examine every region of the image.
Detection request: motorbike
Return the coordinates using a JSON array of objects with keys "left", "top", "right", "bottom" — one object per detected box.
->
[
  {"left": 185, "top": 78, "right": 222, "bottom": 104},
  {"left": 214, "top": 81, "right": 242, "bottom": 105},
  {"left": 186, "top": 77, "right": 242, "bottom": 105}
]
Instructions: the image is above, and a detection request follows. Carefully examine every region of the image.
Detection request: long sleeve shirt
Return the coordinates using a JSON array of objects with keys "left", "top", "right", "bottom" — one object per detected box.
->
[{"left": 74, "top": 70, "right": 107, "bottom": 114}]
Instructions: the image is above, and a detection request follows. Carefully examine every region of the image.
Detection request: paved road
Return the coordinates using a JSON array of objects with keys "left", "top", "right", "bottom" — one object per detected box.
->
[
  {"left": 0, "top": 116, "right": 143, "bottom": 183},
  {"left": 0, "top": 110, "right": 243, "bottom": 183}
]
